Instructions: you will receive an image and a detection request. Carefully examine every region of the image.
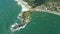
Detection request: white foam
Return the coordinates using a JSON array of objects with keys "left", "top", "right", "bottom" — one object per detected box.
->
[
  {"left": 10, "top": 23, "right": 27, "bottom": 32},
  {"left": 15, "top": 0, "right": 31, "bottom": 19},
  {"left": 11, "top": 23, "right": 18, "bottom": 27},
  {"left": 15, "top": 0, "right": 30, "bottom": 11}
]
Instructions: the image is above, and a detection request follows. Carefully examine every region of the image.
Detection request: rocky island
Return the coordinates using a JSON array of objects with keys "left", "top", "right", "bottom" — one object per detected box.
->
[{"left": 10, "top": 0, "right": 60, "bottom": 32}]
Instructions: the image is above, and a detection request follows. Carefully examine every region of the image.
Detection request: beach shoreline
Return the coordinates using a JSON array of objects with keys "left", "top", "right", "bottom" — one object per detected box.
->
[
  {"left": 10, "top": 0, "right": 31, "bottom": 32},
  {"left": 10, "top": 0, "right": 60, "bottom": 32},
  {"left": 15, "top": 0, "right": 31, "bottom": 19}
]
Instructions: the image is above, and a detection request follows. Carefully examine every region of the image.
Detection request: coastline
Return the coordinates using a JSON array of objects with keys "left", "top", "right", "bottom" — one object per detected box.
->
[
  {"left": 30, "top": 6, "right": 60, "bottom": 16},
  {"left": 15, "top": 0, "right": 31, "bottom": 19},
  {"left": 15, "top": 0, "right": 31, "bottom": 11},
  {"left": 10, "top": 0, "right": 31, "bottom": 32},
  {"left": 32, "top": 8, "right": 60, "bottom": 15},
  {"left": 15, "top": 0, "right": 60, "bottom": 22},
  {"left": 10, "top": 0, "right": 60, "bottom": 32}
]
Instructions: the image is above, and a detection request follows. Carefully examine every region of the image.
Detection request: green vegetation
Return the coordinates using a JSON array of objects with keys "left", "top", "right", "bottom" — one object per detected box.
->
[
  {"left": 23, "top": 0, "right": 60, "bottom": 8},
  {"left": 23, "top": 0, "right": 46, "bottom": 8},
  {"left": 22, "top": 11, "right": 31, "bottom": 21},
  {"left": 22, "top": 0, "right": 60, "bottom": 19}
]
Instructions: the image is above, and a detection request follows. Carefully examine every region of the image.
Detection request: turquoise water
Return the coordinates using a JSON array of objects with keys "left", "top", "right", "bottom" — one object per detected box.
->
[
  {"left": 0, "top": 0, "right": 60, "bottom": 34},
  {"left": 13, "top": 12, "right": 60, "bottom": 34},
  {"left": 0, "top": 0, "right": 22, "bottom": 34}
]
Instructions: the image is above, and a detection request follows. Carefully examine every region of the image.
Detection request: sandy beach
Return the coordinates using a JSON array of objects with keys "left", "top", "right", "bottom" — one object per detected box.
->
[
  {"left": 15, "top": 0, "right": 31, "bottom": 19},
  {"left": 15, "top": 0, "right": 31, "bottom": 11},
  {"left": 34, "top": 9, "right": 60, "bottom": 16}
]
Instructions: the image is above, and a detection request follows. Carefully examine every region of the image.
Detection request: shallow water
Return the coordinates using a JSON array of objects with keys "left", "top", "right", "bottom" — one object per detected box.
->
[
  {"left": 0, "top": 0, "right": 60, "bottom": 34},
  {"left": 13, "top": 11, "right": 60, "bottom": 34},
  {"left": 0, "top": 0, "right": 21, "bottom": 34}
]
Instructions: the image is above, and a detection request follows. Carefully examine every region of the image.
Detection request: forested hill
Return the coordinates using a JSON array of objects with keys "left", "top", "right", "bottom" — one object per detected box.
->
[{"left": 23, "top": 0, "right": 60, "bottom": 8}]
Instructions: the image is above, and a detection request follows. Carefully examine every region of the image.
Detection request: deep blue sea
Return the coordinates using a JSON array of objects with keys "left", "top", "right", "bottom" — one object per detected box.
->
[{"left": 0, "top": 0, "right": 60, "bottom": 34}]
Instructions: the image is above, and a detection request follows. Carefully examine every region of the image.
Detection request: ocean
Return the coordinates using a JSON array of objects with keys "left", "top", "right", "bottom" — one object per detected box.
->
[
  {"left": 0, "top": 0, "right": 22, "bottom": 34},
  {"left": 0, "top": 0, "right": 60, "bottom": 34}
]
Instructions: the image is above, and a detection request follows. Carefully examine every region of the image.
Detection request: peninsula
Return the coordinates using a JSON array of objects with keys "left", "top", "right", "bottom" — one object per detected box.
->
[{"left": 10, "top": 0, "right": 60, "bottom": 32}]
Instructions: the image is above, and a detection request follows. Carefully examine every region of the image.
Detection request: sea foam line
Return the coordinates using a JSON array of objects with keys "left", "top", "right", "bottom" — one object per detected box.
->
[
  {"left": 15, "top": 0, "right": 31, "bottom": 19},
  {"left": 10, "top": 0, "right": 31, "bottom": 32},
  {"left": 10, "top": 23, "right": 27, "bottom": 32},
  {"left": 15, "top": 0, "right": 31, "bottom": 11}
]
